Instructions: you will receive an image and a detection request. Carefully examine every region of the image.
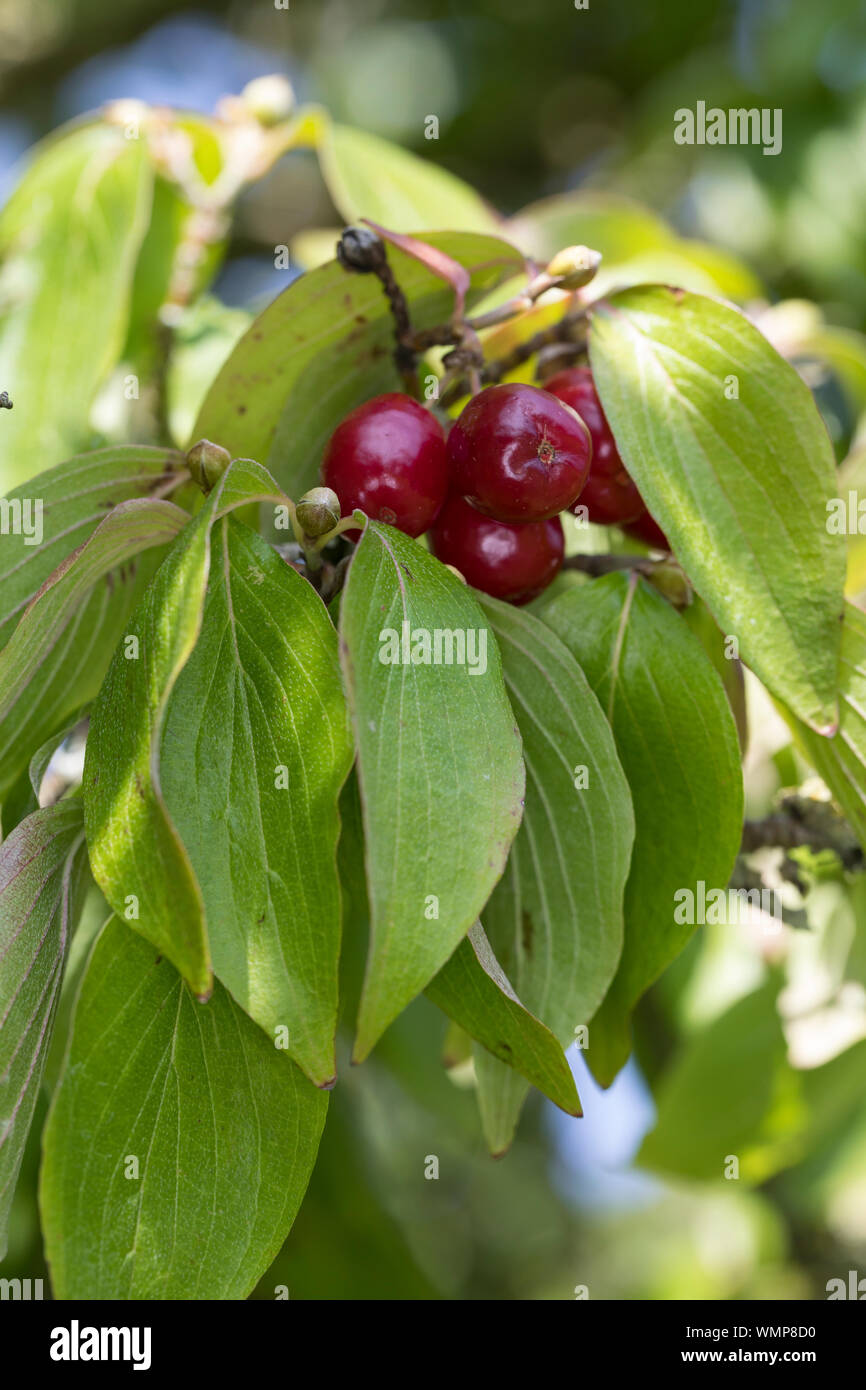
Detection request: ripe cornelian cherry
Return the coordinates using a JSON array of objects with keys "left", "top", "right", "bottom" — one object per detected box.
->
[
  {"left": 625, "top": 509, "right": 670, "bottom": 550},
  {"left": 322, "top": 393, "right": 448, "bottom": 537},
  {"left": 446, "top": 382, "right": 591, "bottom": 523},
  {"left": 430, "top": 492, "right": 564, "bottom": 605},
  {"left": 543, "top": 367, "right": 645, "bottom": 525}
]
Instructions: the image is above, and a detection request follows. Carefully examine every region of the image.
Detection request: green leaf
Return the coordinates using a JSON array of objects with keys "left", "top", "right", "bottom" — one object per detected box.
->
[
  {"left": 191, "top": 232, "right": 524, "bottom": 504},
  {"left": 40, "top": 917, "right": 327, "bottom": 1299},
  {"left": 0, "top": 123, "right": 153, "bottom": 489},
  {"left": 0, "top": 446, "right": 187, "bottom": 791},
  {"left": 0, "top": 800, "right": 89, "bottom": 1257},
  {"left": 339, "top": 523, "right": 524, "bottom": 1059},
  {"left": 159, "top": 517, "right": 352, "bottom": 1085},
  {"left": 682, "top": 595, "right": 748, "bottom": 755},
  {"left": 638, "top": 984, "right": 866, "bottom": 1184},
  {"left": 588, "top": 286, "right": 846, "bottom": 734},
  {"left": 425, "top": 923, "right": 581, "bottom": 1117},
  {"left": 0, "top": 552, "right": 168, "bottom": 806},
  {"left": 0, "top": 445, "right": 186, "bottom": 649},
  {"left": 544, "top": 574, "right": 743, "bottom": 1086},
  {"left": 319, "top": 122, "right": 500, "bottom": 235},
  {"left": 83, "top": 458, "right": 290, "bottom": 1000},
  {"left": 638, "top": 982, "right": 789, "bottom": 1182},
  {"left": 0, "top": 499, "right": 187, "bottom": 801},
  {"left": 467, "top": 597, "right": 634, "bottom": 1152},
  {"left": 785, "top": 601, "right": 866, "bottom": 849}
]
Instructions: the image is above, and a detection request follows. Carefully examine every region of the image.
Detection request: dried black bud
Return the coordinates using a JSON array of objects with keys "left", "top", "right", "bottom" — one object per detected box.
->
[{"left": 337, "top": 226, "right": 386, "bottom": 274}]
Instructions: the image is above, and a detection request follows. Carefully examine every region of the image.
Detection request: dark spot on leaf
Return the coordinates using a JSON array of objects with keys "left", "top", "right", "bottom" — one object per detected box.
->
[
  {"left": 134, "top": 773, "right": 146, "bottom": 800},
  {"left": 257, "top": 912, "right": 265, "bottom": 925},
  {"left": 154, "top": 955, "right": 162, "bottom": 965},
  {"left": 355, "top": 314, "right": 367, "bottom": 325},
  {"left": 496, "top": 1041, "right": 513, "bottom": 1060},
  {"left": 237, "top": 404, "right": 247, "bottom": 415},
  {"left": 521, "top": 910, "right": 534, "bottom": 956}
]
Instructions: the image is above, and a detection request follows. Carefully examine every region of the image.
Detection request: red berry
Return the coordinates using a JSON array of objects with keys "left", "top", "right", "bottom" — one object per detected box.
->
[
  {"left": 446, "top": 382, "right": 591, "bottom": 523},
  {"left": 322, "top": 393, "right": 448, "bottom": 537},
  {"left": 625, "top": 509, "right": 670, "bottom": 550},
  {"left": 544, "top": 367, "right": 644, "bottom": 525},
  {"left": 430, "top": 493, "right": 564, "bottom": 606}
]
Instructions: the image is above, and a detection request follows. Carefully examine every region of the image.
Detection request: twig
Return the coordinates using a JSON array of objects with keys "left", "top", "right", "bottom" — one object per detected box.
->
[
  {"left": 562, "top": 552, "right": 664, "bottom": 577},
  {"left": 440, "top": 306, "right": 588, "bottom": 407},
  {"left": 337, "top": 227, "right": 420, "bottom": 396},
  {"left": 741, "top": 796, "right": 864, "bottom": 873}
]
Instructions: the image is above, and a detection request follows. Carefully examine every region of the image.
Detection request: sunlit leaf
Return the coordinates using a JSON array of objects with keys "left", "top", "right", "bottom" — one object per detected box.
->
[
  {"left": 469, "top": 597, "right": 634, "bottom": 1151},
  {"left": 0, "top": 123, "right": 153, "bottom": 489},
  {"left": 339, "top": 522, "right": 524, "bottom": 1059},
  {"left": 320, "top": 122, "right": 500, "bottom": 235},
  {"left": 83, "top": 459, "right": 290, "bottom": 1000},
  {"left": 544, "top": 574, "right": 743, "bottom": 1086},
  {"left": 160, "top": 517, "right": 353, "bottom": 1085},
  {"left": 589, "top": 286, "right": 846, "bottom": 733},
  {"left": 0, "top": 499, "right": 187, "bottom": 801}
]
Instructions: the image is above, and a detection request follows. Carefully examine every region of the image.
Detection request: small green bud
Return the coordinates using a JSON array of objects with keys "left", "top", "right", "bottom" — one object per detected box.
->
[
  {"left": 648, "top": 562, "right": 692, "bottom": 610},
  {"left": 241, "top": 74, "right": 295, "bottom": 126},
  {"left": 545, "top": 245, "right": 602, "bottom": 290},
  {"left": 296, "top": 486, "right": 341, "bottom": 537},
  {"left": 187, "top": 439, "right": 231, "bottom": 493}
]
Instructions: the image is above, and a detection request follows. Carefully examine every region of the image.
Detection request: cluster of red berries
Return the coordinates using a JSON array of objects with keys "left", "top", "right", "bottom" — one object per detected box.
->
[{"left": 321, "top": 370, "right": 667, "bottom": 605}]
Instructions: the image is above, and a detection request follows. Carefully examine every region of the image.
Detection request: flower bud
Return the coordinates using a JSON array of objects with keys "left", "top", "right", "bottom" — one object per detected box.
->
[
  {"left": 296, "top": 486, "right": 341, "bottom": 537},
  {"left": 187, "top": 439, "right": 231, "bottom": 493},
  {"left": 545, "top": 245, "right": 602, "bottom": 290},
  {"left": 240, "top": 74, "right": 295, "bottom": 126}
]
